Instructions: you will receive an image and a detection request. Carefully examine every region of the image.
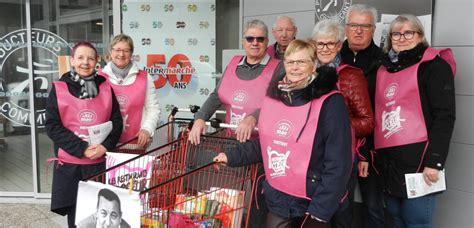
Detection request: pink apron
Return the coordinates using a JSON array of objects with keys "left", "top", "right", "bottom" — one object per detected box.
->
[
  {"left": 218, "top": 56, "right": 279, "bottom": 129},
  {"left": 54, "top": 80, "right": 112, "bottom": 164},
  {"left": 100, "top": 69, "right": 146, "bottom": 143},
  {"left": 374, "top": 48, "right": 456, "bottom": 150},
  {"left": 258, "top": 91, "right": 338, "bottom": 199}
]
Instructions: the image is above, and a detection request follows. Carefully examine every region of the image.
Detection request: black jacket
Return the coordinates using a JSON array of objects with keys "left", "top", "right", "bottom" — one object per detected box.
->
[
  {"left": 46, "top": 72, "right": 123, "bottom": 212},
  {"left": 225, "top": 66, "right": 352, "bottom": 221},
  {"left": 369, "top": 44, "right": 456, "bottom": 198},
  {"left": 340, "top": 40, "right": 383, "bottom": 161}
]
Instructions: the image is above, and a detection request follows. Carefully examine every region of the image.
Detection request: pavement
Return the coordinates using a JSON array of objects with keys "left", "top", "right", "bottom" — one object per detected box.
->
[{"left": 0, "top": 198, "right": 67, "bottom": 228}]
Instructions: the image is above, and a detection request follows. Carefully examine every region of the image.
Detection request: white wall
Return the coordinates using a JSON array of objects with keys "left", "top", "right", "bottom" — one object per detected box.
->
[{"left": 242, "top": 0, "right": 474, "bottom": 227}]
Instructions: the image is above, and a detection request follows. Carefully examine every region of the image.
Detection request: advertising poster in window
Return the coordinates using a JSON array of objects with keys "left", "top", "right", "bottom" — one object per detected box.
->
[{"left": 123, "top": 0, "right": 216, "bottom": 121}]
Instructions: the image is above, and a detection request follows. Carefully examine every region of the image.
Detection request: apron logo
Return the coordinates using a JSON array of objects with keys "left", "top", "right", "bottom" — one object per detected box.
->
[
  {"left": 267, "top": 146, "right": 290, "bottom": 178},
  {"left": 78, "top": 110, "right": 97, "bottom": 123},
  {"left": 232, "top": 90, "right": 248, "bottom": 105},
  {"left": 229, "top": 109, "right": 246, "bottom": 126},
  {"left": 381, "top": 106, "right": 405, "bottom": 138},
  {"left": 116, "top": 94, "right": 129, "bottom": 109},
  {"left": 384, "top": 83, "right": 399, "bottom": 100},
  {"left": 274, "top": 120, "right": 293, "bottom": 138}
]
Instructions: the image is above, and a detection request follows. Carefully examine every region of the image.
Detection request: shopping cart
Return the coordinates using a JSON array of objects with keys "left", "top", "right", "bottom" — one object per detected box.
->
[
  {"left": 88, "top": 133, "right": 258, "bottom": 228},
  {"left": 113, "top": 105, "right": 226, "bottom": 154}
]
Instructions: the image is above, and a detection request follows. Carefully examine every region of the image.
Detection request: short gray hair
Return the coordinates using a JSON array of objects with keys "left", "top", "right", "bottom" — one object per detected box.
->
[
  {"left": 384, "top": 14, "right": 429, "bottom": 53},
  {"left": 273, "top": 16, "right": 297, "bottom": 29},
  {"left": 244, "top": 19, "right": 269, "bottom": 37},
  {"left": 311, "top": 19, "right": 345, "bottom": 43},
  {"left": 345, "top": 4, "right": 378, "bottom": 25}
]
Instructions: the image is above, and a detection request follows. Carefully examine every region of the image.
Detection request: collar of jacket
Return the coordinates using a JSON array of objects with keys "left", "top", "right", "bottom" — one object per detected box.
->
[
  {"left": 341, "top": 40, "right": 383, "bottom": 75},
  {"left": 382, "top": 43, "right": 427, "bottom": 73}
]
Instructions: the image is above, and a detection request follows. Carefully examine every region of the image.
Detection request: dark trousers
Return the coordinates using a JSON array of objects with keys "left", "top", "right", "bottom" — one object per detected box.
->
[
  {"left": 248, "top": 165, "right": 268, "bottom": 228},
  {"left": 331, "top": 163, "right": 357, "bottom": 228},
  {"left": 266, "top": 212, "right": 329, "bottom": 228},
  {"left": 359, "top": 165, "right": 385, "bottom": 228},
  {"left": 66, "top": 205, "right": 76, "bottom": 228}
]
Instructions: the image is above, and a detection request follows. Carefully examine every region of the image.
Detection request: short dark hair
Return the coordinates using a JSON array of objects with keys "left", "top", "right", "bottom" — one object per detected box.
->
[
  {"left": 96, "top": 188, "right": 122, "bottom": 214},
  {"left": 71, "top": 41, "right": 97, "bottom": 58}
]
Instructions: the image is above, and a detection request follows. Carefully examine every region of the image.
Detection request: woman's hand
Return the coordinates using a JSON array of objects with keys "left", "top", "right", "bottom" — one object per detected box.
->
[
  {"left": 358, "top": 161, "right": 369, "bottom": 177},
  {"left": 84, "top": 144, "right": 107, "bottom": 160},
  {"left": 423, "top": 167, "right": 440, "bottom": 186},
  {"left": 137, "top": 129, "right": 151, "bottom": 148},
  {"left": 213, "top": 153, "right": 228, "bottom": 164},
  {"left": 189, "top": 119, "right": 206, "bottom": 145},
  {"left": 235, "top": 116, "right": 257, "bottom": 143}
]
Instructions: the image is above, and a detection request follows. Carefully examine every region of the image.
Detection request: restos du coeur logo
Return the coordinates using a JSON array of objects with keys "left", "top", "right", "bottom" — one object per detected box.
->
[
  {"left": 78, "top": 110, "right": 97, "bottom": 123},
  {"left": 115, "top": 94, "right": 129, "bottom": 109},
  {"left": 384, "top": 83, "right": 399, "bottom": 100},
  {"left": 315, "top": 0, "right": 352, "bottom": 23},
  {"left": 0, "top": 28, "right": 70, "bottom": 128},
  {"left": 274, "top": 120, "right": 293, "bottom": 138},
  {"left": 232, "top": 90, "right": 248, "bottom": 105}
]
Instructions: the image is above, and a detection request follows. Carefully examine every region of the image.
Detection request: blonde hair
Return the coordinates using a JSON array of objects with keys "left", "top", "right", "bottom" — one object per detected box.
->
[
  {"left": 384, "top": 14, "right": 429, "bottom": 53},
  {"left": 110, "top": 34, "right": 134, "bottom": 53},
  {"left": 284, "top": 39, "right": 316, "bottom": 62}
]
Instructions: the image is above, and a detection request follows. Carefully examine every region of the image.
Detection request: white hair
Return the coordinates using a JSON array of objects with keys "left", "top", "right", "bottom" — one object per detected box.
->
[
  {"left": 311, "top": 19, "right": 345, "bottom": 43},
  {"left": 345, "top": 4, "right": 378, "bottom": 25}
]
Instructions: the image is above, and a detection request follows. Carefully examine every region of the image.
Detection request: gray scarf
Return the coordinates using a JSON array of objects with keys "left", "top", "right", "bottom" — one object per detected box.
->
[
  {"left": 69, "top": 69, "right": 98, "bottom": 99},
  {"left": 110, "top": 61, "right": 133, "bottom": 79}
]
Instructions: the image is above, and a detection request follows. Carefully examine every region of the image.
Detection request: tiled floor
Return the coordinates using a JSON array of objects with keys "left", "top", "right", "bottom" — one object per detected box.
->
[{"left": 0, "top": 198, "right": 67, "bottom": 228}]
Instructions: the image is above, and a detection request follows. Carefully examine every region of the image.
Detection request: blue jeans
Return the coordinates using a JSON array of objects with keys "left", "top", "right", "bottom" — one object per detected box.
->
[
  {"left": 384, "top": 194, "right": 436, "bottom": 228},
  {"left": 358, "top": 164, "right": 385, "bottom": 228}
]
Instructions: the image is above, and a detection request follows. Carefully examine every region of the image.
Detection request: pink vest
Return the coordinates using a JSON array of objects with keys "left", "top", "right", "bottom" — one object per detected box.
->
[
  {"left": 337, "top": 64, "right": 358, "bottom": 161},
  {"left": 258, "top": 92, "right": 338, "bottom": 199},
  {"left": 374, "top": 48, "right": 456, "bottom": 149},
  {"left": 218, "top": 56, "right": 279, "bottom": 126},
  {"left": 100, "top": 69, "right": 146, "bottom": 143},
  {"left": 54, "top": 80, "right": 113, "bottom": 164},
  {"left": 267, "top": 44, "right": 276, "bottom": 59}
]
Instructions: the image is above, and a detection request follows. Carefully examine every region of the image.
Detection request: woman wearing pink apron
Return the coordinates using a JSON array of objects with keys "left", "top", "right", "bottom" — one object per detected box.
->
[
  {"left": 214, "top": 40, "right": 352, "bottom": 228},
  {"left": 311, "top": 19, "right": 375, "bottom": 228},
  {"left": 371, "top": 15, "right": 456, "bottom": 228},
  {"left": 46, "top": 42, "right": 123, "bottom": 228},
  {"left": 99, "top": 34, "right": 160, "bottom": 153}
]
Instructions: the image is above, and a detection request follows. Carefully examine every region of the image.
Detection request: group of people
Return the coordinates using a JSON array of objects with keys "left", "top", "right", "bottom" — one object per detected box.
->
[
  {"left": 46, "top": 35, "right": 160, "bottom": 227},
  {"left": 200, "top": 3, "right": 455, "bottom": 228},
  {"left": 45, "top": 3, "right": 456, "bottom": 228}
]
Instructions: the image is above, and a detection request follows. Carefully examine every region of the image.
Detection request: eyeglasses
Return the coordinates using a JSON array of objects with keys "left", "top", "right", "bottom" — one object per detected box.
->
[
  {"left": 346, "top": 23, "right": 374, "bottom": 31},
  {"left": 283, "top": 59, "right": 312, "bottom": 67},
  {"left": 390, "top": 31, "right": 418, "bottom": 41},
  {"left": 244, "top": 36, "right": 266, "bottom": 43},
  {"left": 315, "top": 41, "right": 339, "bottom": 50},
  {"left": 111, "top": 48, "right": 132, "bottom": 54}
]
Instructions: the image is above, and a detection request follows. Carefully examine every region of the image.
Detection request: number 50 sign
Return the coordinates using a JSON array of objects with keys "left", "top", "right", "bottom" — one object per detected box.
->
[{"left": 146, "top": 54, "right": 196, "bottom": 89}]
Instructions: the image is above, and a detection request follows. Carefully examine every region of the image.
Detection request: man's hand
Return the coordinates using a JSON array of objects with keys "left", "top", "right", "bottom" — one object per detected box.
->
[
  {"left": 136, "top": 129, "right": 151, "bottom": 148},
  {"left": 189, "top": 119, "right": 206, "bottom": 145},
  {"left": 423, "top": 167, "right": 440, "bottom": 186},
  {"left": 235, "top": 116, "right": 257, "bottom": 143},
  {"left": 358, "top": 161, "right": 369, "bottom": 177}
]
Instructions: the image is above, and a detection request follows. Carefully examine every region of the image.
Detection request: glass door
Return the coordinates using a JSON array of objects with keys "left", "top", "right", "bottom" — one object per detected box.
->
[{"left": 0, "top": 0, "right": 34, "bottom": 196}]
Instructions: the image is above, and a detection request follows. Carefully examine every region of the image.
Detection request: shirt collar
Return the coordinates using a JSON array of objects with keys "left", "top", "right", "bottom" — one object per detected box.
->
[{"left": 238, "top": 54, "right": 271, "bottom": 67}]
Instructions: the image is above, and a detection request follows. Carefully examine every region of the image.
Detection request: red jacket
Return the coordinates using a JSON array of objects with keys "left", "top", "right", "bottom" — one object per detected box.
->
[{"left": 338, "top": 65, "right": 374, "bottom": 139}]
